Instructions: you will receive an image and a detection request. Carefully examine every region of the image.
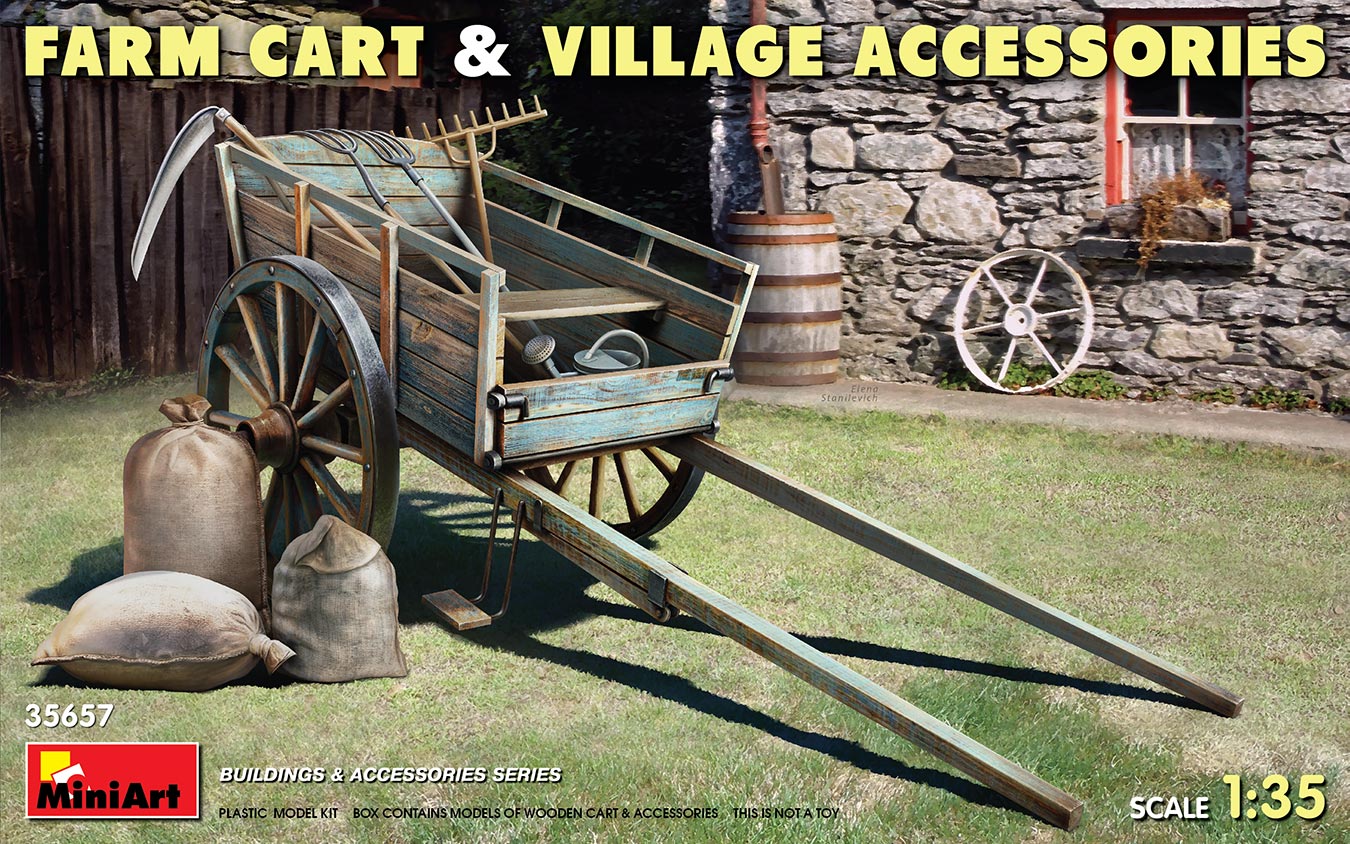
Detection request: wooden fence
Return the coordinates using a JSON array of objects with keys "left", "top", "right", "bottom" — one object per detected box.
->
[{"left": 0, "top": 27, "right": 478, "bottom": 381}]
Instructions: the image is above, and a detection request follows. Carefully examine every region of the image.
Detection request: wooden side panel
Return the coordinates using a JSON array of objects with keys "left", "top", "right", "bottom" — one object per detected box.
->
[
  {"left": 501, "top": 362, "right": 724, "bottom": 422},
  {"left": 501, "top": 394, "right": 718, "bottom": 460},
  {"left": 486, "top": 202, "right": 735, "bottom": 335}
]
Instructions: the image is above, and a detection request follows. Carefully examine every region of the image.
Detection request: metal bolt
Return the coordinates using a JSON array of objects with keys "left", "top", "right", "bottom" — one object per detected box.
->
[
  {"left": 364, "top": 463, "right": 371, "bottom": 471},
  {"left": 267, "top": 266, "right": 275, "bottom": 276},
  {"left": 350, "top": 369, "right": 357, "bottom": 378}
]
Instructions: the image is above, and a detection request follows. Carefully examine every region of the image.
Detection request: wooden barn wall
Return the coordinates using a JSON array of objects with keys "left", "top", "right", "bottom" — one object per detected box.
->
[{"left": 0, "top": 28, "right": 478, "bottom": 380}]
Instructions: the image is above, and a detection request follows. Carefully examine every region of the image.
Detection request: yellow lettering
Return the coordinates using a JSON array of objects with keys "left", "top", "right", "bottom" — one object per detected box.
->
[
  {"left": 249, "top": 25, "right": 288, "bottom": 78},
  {"left": 614, "top": 26, "right": 646, "bottom": 76},
  {"left": 387, "top": 26, "right": 423, "bottom": 76},
  {"left": 541, "top": 26, "right": 584, "bottom": 76},
  {"left": 1221, "top": 25, "right": 1242, "bottom": 76},
  {"left": 691, "top": 26, "right": 734, "bottom": 76},
  {"left": 61, "top": 27, "right": 103, "bottom": 76},
  {"left": 898, "top": 25, "right": 937, "bottom": 78},
  {"left": 1068, "top": 25, "right": 1106, "bottom": 76},
  {"left": 854, "top": 26, "right": 895, "bottom": 76},
  {"left": 293, "top": 26, "right": 335, "bottom": 76},
  {"left": 1025, "top": 25, "right": 1063, "bottom": 78},
  {"left": 1286, "top": 24, "right": 1326, "bottom": 78},
  {"left": 737, "top": 25, "right": 781, "bottom": 78},
  {"left": 942, "top": 24, "right": 981, "bottom": 78},
  {"left": 591, "top": 26, "right": 610, "bottom": 76},
  {"left": 160, "top": 26, "right": 219, "bottom": 76},
  {"left": 984, "top": 25, "right": 1020, "bottom": 76},
  {"left": 107, "top": 26, "right": 153, "bottom": 76},
  {"left": 787, "top": 25, "right": 822, "bottom": 76},
  {"left": 24, "top": 26, "right": 59, "bottom": 75},
  {"left": 340, "top": 26, "right": 384, "bottom": 77},
  {"left": 651, "top": 26, "right": 685, "bottom": 75},
  {"left": 1113, "top": 25, "right": 1166, "bottom": 77},
  {"left": 1170, "top": 26, "right": 1214, "bottom": 76},
  {"left": 1247, "top": 26, "right": 1282, "bottom": 76}
]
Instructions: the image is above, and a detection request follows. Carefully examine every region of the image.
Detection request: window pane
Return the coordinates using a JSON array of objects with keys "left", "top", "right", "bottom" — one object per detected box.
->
[
  {"left": 1193, "top": 125, "right": 1246, "bottom": 206},
  {"left": 1128, "top": 124, "right": 1185, "bottom": 196},
  {"left": 1187, "top": 27, "right": 1244, "bottom": 117}
]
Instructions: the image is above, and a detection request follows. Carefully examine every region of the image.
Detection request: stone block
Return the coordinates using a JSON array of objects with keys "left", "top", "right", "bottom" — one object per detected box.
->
[
  {"left": 818, "top": 181, "right": 914, "bottom": 238},
  {"left": 856, "top": 134, "right": 953, "bottom": 171},
  {"left": 809, "top": 126, "right": 855, "bottom": 169},
  {"left": 1120, "top": 280, "right": 1199, "bottom": 320},
  {"left": 1148, "top": 324, "right": 1235, "bottom": 361},
  {"left": 1263, "top": 326, "right": 1349, "bottom": 368},
  {"left": 1117, "top": 351, "right": 1188, "bottom": 379},
  {"left": 945, "top": 102, "right": 1018, "bottom": 132},
  {"left": 913, "top": 180, "right": 1003, "bottom": 244},
  {"left": 954, "top": 155, "right": 1021, "bottom": 178}
]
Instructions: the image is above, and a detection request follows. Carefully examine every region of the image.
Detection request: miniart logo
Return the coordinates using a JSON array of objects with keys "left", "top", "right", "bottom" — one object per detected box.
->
[{"left": 26, "top": 743, "right": 200, "bottom": 819}]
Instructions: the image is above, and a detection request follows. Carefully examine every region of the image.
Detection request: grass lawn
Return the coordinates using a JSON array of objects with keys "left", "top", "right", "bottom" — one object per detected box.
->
[{"left": 2, "top": 375, "right": 1346, "bottom": 843}]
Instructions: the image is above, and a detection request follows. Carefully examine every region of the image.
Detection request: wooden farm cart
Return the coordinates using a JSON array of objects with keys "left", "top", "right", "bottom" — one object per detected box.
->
[{"left": 136, "top": 105, "right": 1242, "bottom": 831}]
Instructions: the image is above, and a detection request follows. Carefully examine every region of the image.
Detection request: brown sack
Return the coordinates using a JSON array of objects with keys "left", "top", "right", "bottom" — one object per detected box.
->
[
  {"left": 123, "top": 395, "right": 267, "bottom": 610},
  {"left": 33, "top": 571, "right": 294, "bottom": 691},
  {"left": 271, "top": 515, "right": 408, "bottom": 682}
]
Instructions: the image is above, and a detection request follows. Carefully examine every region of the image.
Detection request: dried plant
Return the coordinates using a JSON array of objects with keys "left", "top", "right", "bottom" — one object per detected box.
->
[{"left": 1137, "top": 171, "right": 1231, "bottom": 269}]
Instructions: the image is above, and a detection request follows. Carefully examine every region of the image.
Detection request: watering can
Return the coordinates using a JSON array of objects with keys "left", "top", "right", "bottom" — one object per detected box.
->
[{"left": 573, "top": 330, "right": 649, "bottom": 374}]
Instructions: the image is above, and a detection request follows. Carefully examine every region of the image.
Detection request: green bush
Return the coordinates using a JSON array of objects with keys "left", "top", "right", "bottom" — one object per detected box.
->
[
  {"left": 1324, "top": 395, "right": 1349, "bottom": 415},
  {"left": 1247, "top": 386, "right": 1317, "bottom": 411},
  {"left": 1186, "top": 386, "right": 1237, "bottom": 405}
]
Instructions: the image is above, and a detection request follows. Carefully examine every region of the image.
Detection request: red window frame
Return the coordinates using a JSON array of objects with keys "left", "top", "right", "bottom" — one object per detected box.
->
[{"left": 1104, "top": 10, "right": 1252, "bottom": 217}]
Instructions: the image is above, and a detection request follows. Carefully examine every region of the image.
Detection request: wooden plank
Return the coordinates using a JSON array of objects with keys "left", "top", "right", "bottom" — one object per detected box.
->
[
  {"left": 665, "top": 435, "right": 1246, "bottom": 720},
  {"left": 474, "top": 268, "right": 504, "bottom": 464},
  {"left": 90, "top": 80, "right": 121, "bottom": 371},
  {"left": 500, "top": 361, "right": 725, "bottom": 422},
  {"left": 0, "top": 28, "right": 49, "bottom": 377},
  {"left": 423, "top": 589, "right": 493, "bottom": 630},
  {"left": 216, "top": 145, "right": 246, "bottom": 269},
  {"left": 257, "top": 133, "right": 454, "bottom": 169},
  {"left": 240, "top": 192, "right": 480, "bottom": 346},
  {"left": 482, "top": 160, "right": 755, "bottom": 274},
  {"left": 399, "top": 383, "right": 475, "bottom": 458},
  {"left": 379, "top": 222, "right": 399, "bottom": 399},
  {"left": 399, "top": 423, "right": 1085, "bottom": 831},
  {"left": 487, "top": 287, "right": 664, "bottom": 321},
  {"left": 233, "top": 160, "right": 467, "bottom": 198},
  {"left": 243, "top": 226, "right": 479, "bottom": 421},
  {"left": 486, "top": 202, "right": 735, "bottom": 336},
  {"left": 481, "top": 237, "right": 719, "bottom": 364},
  {"left": 501, "top": 394, "right": 718, "bottom": 460},
  {"left": 234, "top": 174, "right": 465, "bottom": 228}
]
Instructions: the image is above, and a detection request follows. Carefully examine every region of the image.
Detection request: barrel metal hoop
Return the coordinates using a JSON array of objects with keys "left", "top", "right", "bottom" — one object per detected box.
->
[
  {"left": 752, "top": 272, "right": 843, "bottom": 288},
  {"left": 743, "top": 309, "right": 842, "bottom": 324}
]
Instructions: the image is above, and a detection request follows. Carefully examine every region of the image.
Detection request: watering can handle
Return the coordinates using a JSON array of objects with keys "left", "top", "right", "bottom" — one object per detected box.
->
[{"left": 581, "top": 329, "right": 649, "bottom": 369}]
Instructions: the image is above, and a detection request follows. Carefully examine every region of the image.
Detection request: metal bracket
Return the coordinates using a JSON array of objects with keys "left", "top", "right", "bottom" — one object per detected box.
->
[
  {"left": 486, "top": 388, "right": 529, "bottom": 419},
  {"left": 646, "top": 571, "right": 669, "bottom": 608},
  {"left": 703, "top": 366, "right": 734, "bottom": 392}
]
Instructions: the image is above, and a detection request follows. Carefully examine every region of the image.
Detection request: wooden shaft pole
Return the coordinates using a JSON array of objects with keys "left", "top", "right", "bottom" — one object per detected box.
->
[
  {"left": 400, "top": 421, "right": 1083, "bottom": 830},
  {"left": 665, "top": 435, "right": 1244, "bottom": 719}
]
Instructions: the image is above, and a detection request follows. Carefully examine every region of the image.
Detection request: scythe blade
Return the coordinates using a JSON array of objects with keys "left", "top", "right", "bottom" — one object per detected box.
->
[{"left": 130, "top": 105, "right": 229, "bottom": 279}]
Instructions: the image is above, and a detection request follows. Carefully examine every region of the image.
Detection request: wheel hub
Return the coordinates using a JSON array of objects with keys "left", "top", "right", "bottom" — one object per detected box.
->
[
  {"left": 239, "top": 403, "right": 300, "bottom": 472},
  {"left": 1002, "top": 304, "right": 1037, "bottom": 337}
]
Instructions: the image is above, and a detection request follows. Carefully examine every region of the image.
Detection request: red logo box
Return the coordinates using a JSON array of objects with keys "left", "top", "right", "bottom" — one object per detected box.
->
[{"left": 26, "top": 742, "right": 200, "bottom": 819}]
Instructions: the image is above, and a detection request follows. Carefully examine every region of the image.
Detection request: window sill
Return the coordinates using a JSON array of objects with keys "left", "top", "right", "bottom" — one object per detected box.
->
[{"left": 1075, "top": 236, "right": 1261, "bottom": 269}]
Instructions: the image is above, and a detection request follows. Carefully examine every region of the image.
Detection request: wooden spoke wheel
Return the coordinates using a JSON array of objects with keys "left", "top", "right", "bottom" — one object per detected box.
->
[
  {"left": 198, "top": 256, "right": 399, "bottom": 556},
  {"left": 952, "top": 248, "right": 1095, "bottom": 394},
  {"left": 525, "top": 444, "right": 704, "bottom": 541}
]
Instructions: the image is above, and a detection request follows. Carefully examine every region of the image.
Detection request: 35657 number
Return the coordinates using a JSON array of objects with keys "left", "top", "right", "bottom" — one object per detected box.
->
[{"left": 24, "top": 703, "right": 114, "bottom": 728}]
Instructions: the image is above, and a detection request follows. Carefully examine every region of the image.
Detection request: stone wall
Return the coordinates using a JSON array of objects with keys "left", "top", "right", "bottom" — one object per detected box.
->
[{"left": 709, "top": 0, "right": 1350, "bottom": 403}]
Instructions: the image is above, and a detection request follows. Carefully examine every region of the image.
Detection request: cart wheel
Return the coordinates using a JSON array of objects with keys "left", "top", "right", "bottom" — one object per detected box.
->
[
  {"left": 952, "top": 248, "right": 1095, "bottom": 394},
  {"left": 198, "top": 256, "right": 399, "bottom": 555},
  {"left": 525, "top": 445, "right": 704, "bottom": 541}
]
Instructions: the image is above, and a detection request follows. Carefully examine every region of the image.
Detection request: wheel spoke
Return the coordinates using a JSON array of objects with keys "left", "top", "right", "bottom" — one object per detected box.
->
[
  {"left": 301, "top": 434, "right": 364, "bottom": 464},
  {"left": 1024, "top": 257, "right": 1050, "bottom": 306},
  {"left": 614, "top": 452, "right": 642, "bottom": 523},
  {"left": 302, "top": 455, "right": 357, "bottom": 524},
  {"left": 294, "top": 470, "right": 324, "bottom": 529},
  {"left": 1036, "top": 307, "right": 1081, "bottom": 321},
  {"left": 262, "top": 470, "right": 281, "bottom": 552},
  {"left": 275, "top": 283, "right": 298, "bottom": 403},
  {"left": 280, "top": 474, "right": 297, "bottom": 550},
  {"left": 554, "top": 460, "right": 578, "bottom": 496},
  {"left": 1028, "top": 332, "right": 1064, "bottom": 375},
  {"left": 236, "top": 295, "right": 278, "bottom": 403},
  {"left": 215, "top": 343, "right": 272, "bottom": 410},
  {"left": 641, "top": 447, "right": 677, "bottom": 481},
  {"left": 981, "top": 267, "right": 1016, "bottom": 308},
  {"left": 293, "top": 318, "right": 327, "bottom": 412},
  {"left": 960, "top": 321, "right": 1004, "bottom": 336},
  {"left": 996, "top": 337, "right": 1018, "bottom": 383},
  {"left": 588, "top": 456, "right": 606, "bottom": 517},
  {"left": 297, "top": 380, "right": 352, "bottom": 430}
]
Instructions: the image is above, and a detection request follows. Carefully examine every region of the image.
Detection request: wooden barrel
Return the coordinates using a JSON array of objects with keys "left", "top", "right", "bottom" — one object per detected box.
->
[{"left": 726, "top": 211, "right": 842, "bottom": 386}]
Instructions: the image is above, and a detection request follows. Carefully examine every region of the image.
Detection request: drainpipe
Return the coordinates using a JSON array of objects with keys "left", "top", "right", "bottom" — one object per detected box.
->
[{"left": 748, "top": 0, "right": 785, "bottom": 214}]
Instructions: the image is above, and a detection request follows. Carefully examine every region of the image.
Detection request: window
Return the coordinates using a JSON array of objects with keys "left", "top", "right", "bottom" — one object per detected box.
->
[{"left": 1105, "top": 14, "right": 1250, "bottom": 222}]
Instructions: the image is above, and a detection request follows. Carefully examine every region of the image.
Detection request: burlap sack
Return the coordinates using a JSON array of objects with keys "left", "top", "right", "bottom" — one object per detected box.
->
[
  {"left": 271, "top": 515, "right": 408, "bottom": 682},
  {"left": 33, "top": 571, "right": 294, "bottom": 691},
  {"left": 123, "top": 395, "right": 268, "bottom": 610}
]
